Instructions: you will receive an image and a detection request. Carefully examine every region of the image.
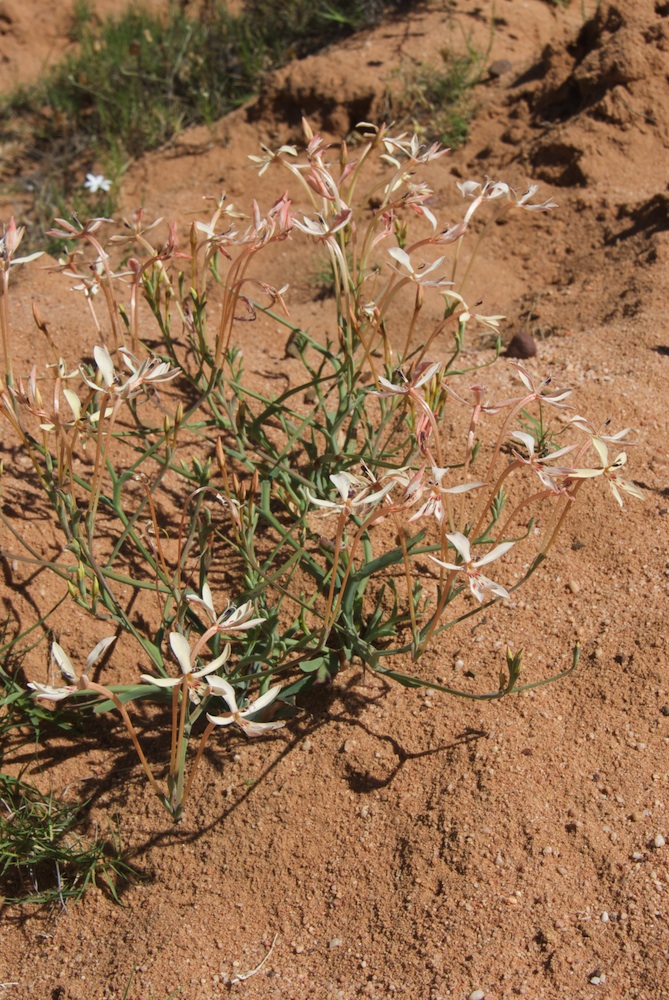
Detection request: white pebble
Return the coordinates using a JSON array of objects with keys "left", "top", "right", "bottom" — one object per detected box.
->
[
  {"left": 601, "top": 911, "right": 609, "bottom": 923},
  {"left": 654, "top": 834, "right": 666, "bottom": 849},
  {"left": 469, "top": 991, "right": 485, "bottom": 1000}
]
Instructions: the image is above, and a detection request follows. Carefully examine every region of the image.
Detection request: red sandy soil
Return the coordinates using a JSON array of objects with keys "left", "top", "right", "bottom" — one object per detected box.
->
[{"left": 1, "top": 1, "right": 669, "bottom": 998}]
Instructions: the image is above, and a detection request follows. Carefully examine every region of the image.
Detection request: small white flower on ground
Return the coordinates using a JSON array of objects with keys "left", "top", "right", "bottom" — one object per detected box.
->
[{"left": 84, "top": 173, "right": 112, "bottom": 194}]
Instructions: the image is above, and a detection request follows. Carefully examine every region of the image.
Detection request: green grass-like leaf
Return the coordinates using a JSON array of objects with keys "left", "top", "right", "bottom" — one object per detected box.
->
[{"left": 0, "top": 775, "right": 135, "bottom": 905}]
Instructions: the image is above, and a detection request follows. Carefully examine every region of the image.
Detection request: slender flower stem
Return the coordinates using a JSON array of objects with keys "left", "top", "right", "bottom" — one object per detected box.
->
[
  {"left": 169, "top": 684, "right": 180, "bottom": 777},
  {"left": 321, "top": 511, "right": 348, "bottom": 641},
  {"left": 181, "top": 720, "right": 217, "bottom": 809},
  {"left": 80, "top": 678, "right": 163, "bottom": 801}
]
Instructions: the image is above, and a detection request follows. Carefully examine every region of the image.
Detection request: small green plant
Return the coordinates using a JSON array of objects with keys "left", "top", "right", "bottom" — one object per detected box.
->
[
  {"left": 0, "top": 123, "right": 642, "bottom": 821},
  {"left": 0, "top": 774, "right": 133, "bottom": 905},
  {"left": 386, "top": 30, "right": 489, "bottom": 149},
  {"left": 0, "top": 0, "right": 408, "bottom": 238}
]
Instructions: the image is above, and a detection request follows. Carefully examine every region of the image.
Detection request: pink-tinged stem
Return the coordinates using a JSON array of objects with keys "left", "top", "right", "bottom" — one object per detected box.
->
[
  {"left": 181, "top": 720, "right": 217, "bottom": 809},
  {"left": 81, "top": 678, "right": 163, "bottom": 800}
]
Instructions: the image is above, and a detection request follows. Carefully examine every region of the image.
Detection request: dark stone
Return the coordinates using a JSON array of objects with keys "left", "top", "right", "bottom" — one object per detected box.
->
[{"left": 504, "top": 330, "right": 537, "bottom": 358}]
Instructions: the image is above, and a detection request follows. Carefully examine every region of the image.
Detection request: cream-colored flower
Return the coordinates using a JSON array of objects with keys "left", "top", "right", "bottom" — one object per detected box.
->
[
  {"left": 28, "top": 637, "right": 116, "bottom": 701},
  {"left": 139, "top": 632, "right": 230, "bottom": 705},
  {"left": 430, "top": 532, "right": 515, "bottom": 603},
  {"left": 206, "top": 678, "right": 285, "bottom": 738}
]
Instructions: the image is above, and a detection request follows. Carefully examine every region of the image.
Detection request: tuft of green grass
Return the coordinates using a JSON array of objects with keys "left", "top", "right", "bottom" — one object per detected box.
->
[
  {"left": 386, "top": 41, "right": 487, "bottom": 149},
  {"left": 0, "top": 0, "right": 411, "bottom": 242},
  {"left": 0, "top": 774, "right": 135, "bottom": 905}
]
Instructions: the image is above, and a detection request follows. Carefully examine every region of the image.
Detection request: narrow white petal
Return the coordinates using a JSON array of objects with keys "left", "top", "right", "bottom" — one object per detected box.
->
[
  {"left": 86, "top": 635, "right": 116, "bottom": 671},
  {"left": 93, "top": 345, "right": 116, "bottom": 388},
  {"left": 305, "top": 488, "right": 339, "bottom": 509},
  {"left": 608, "top": 481, "right": 624, "bottom": 507},
  {"left": 206, "top": 712, "right": 236, "bottom": 727},
  {"left": 207, "top": 676, "right": 238, "bottom": 712},
  {"left": 52, "top": 641, "right": 77, "bottom": 682},
  {"left": 330, "top": 472, "right": 355, "bottom": 503},
  {"left": 413, "top": 360, "right": 442, "bottom": 388},
  {"left": 169, "top": 632, "right": 193, "bottom": 675},
  {"left": 457, "top": 180, "right": 480, "bottom": 198},
  {"left": 242, "top": 685, "right": 282, "bottom": 715},
  {"left": 541, "top": 444, "right": 577, "bottom": 463},
  {"left": 63, "top": 388, "right": 82, "bottom": 421},
  {"left": 192, "top": 646, "right": 230, "bottom": 678},
  {"left": 238, "top": 718, "right": 286, "bottom": 738},
  {"left": 446, "top": 532, "right": 472, "bottom": 564},
  {"left": 387, "top": 246, "right": 412, "bottom": 270},
  {"left": 510, "top": 431, "right": 535, "bottom": 455},
  {"left": 479, "top": 575, "right": 510, "bottom": 600},
  {"left": 139, "top": 674, "right": 180, "bottom": 688},
  {"left": 442, "top": 481, "right": 487, "bottom": 495},
  {"left": 474, "top": 540, "right": 515, "bottom": 568},
  {"left": 569, "top": 467, "right": 604, "bottom": 480},
  {"left": 509, "top": 362, "right": 534, "bottom": 391},
  {"left": 428, "top": 555, "right": 460, "bottom": 572},
  {"left": 202, "top": 582, "right": 215, "bottom": 616},
  {"left": 28, "top": 682, "right": 72, "bottom": 701}
]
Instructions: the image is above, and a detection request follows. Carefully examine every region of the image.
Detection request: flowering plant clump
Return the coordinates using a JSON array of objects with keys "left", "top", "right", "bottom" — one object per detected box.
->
[{"left": 0, "top": 121, "right": 641, "bottom": 818}]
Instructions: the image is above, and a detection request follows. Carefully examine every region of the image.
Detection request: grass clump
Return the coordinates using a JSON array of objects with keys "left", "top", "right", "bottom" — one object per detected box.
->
[
  {"left": 386, "top": 41, "right": 487, "bottom": 149},
  {"left": 0, "top": 0, "right": 412, "bottom": 237},
  {"left": 0, "top": 774, "right": 133, "bottom": 905}
]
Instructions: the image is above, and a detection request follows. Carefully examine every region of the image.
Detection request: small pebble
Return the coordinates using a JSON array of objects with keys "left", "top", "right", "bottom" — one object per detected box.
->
[
  {"left": 328, "top": 937, "right": 342, "bottom": 949},
  {"left": 494, "top": 853, "right": 504, "bottom": 867},
  {"left": 488, "top": 58, "right": 512, "bottom": 78},
  {"left": 505, "top": 330, "right": 536, "bottom": 359},
  {"left": 342, "top": 739, "right": 357, "bottom": 753},
  {"left": 469, "top": 991, "right": 485, "bottom": 1000},
  {"left": 654, "top": 834, "right": 666, "bottom": 848},
  {"left": 601, "top": 911, "right": 609, "bottom": 922},
  {"left": 568, "top": 579, "right": 581, "bottom": 594},
  {"left": 589, "top": 971, "right": 606, "bottom": 985}
]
